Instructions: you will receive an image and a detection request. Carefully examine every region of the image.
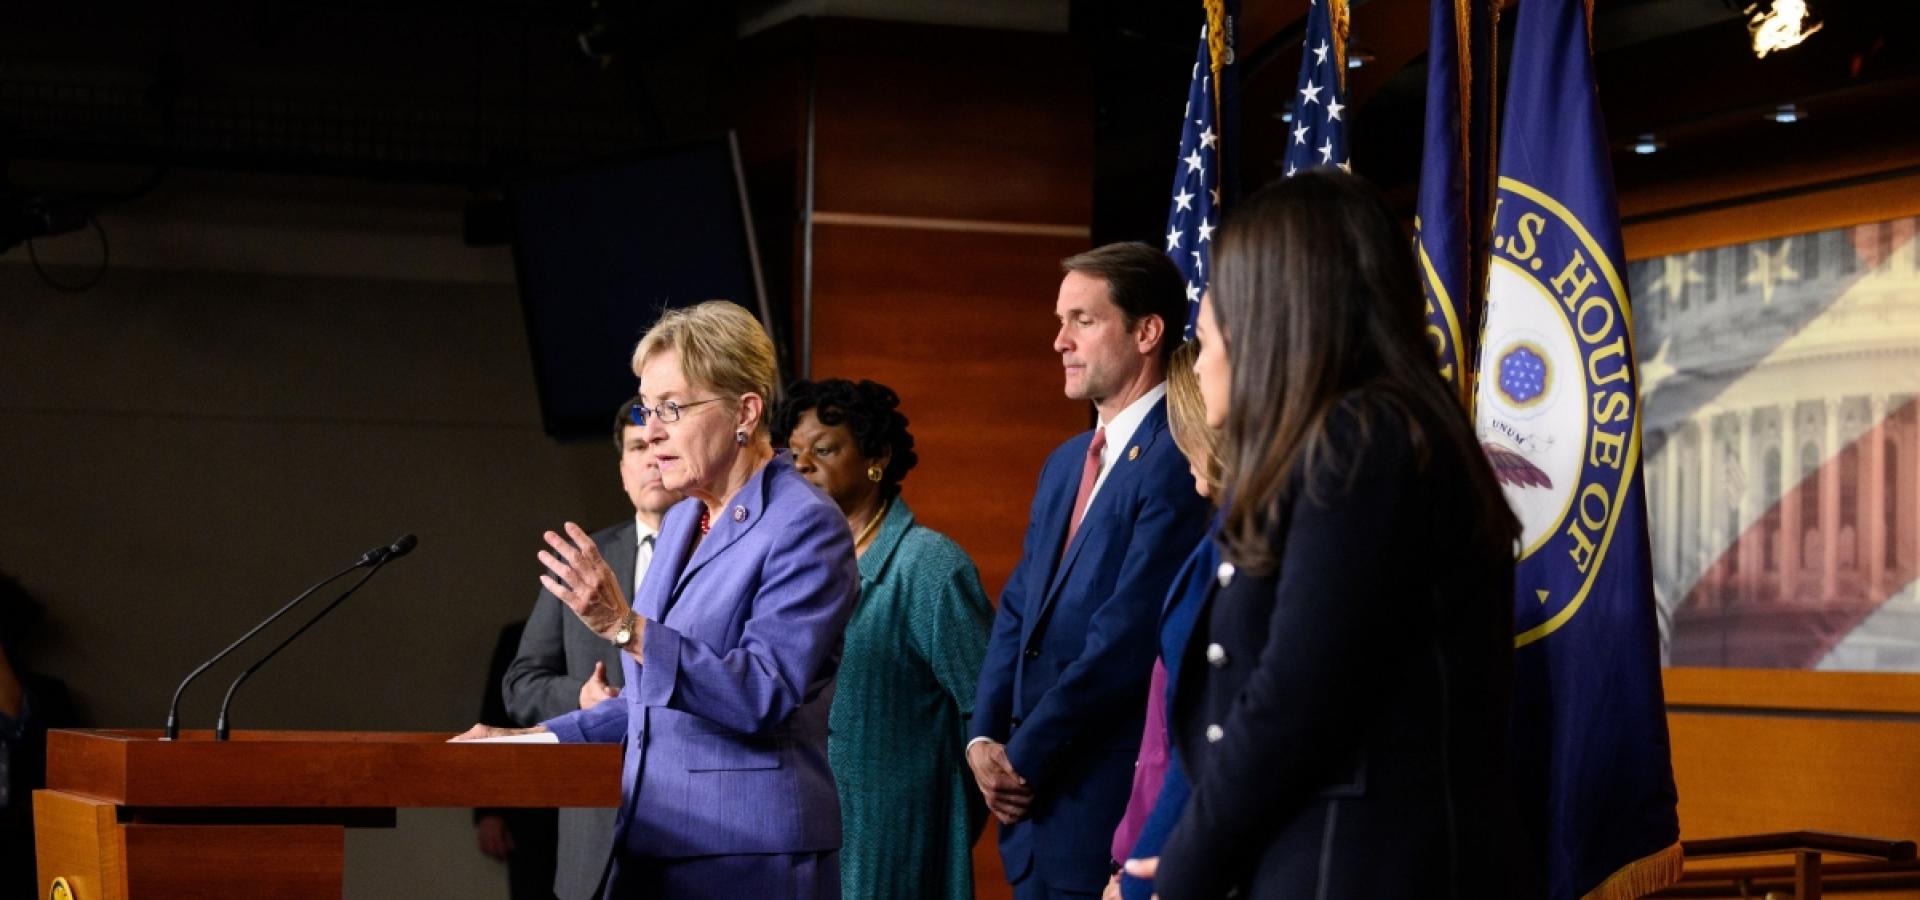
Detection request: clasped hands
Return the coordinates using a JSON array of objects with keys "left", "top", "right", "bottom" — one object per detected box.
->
[{"left": 965, "top": 739, "right": 1034, "bottom": 825}]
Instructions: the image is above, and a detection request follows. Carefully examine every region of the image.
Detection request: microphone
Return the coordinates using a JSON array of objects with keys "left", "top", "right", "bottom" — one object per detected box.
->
[
  {"left": 213, "top": 534, "right": 417, "bottom": 741},
  {"left": 164, "top": 537, "right": 400, "bottom": 740}
]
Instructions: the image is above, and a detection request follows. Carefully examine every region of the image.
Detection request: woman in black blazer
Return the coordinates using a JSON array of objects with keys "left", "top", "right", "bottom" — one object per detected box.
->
[{"left": 1129, "top": 170, "right": 1527, "bottom": 900}]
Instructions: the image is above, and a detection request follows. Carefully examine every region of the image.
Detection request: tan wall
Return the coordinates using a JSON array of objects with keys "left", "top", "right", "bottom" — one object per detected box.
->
[
  {"left": 1664, "top": 668, "right": 1920, "bottom": 896},
  {"left": 3, "top": 171, "right": 633, "bottom": 899}
]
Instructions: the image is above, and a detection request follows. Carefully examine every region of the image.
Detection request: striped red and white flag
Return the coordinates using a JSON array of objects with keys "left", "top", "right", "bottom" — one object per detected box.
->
[{"left": 1635, "top": 215, "right": 1920, "bottom": 670}]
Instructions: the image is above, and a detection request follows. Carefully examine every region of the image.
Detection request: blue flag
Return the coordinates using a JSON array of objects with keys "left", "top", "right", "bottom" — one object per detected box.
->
[
  {"left": 1473, "top": 0, "right": 1684, "bottom": 897},
  {"left": 1165, "top": 0, "right": 1237, "bottom": 338},
  {"left": 1414, "top": 0, "right": 1495, "bottom": 405},
  {"left": 1280, "top": 0, "right": 1348, "bottom": 179}
]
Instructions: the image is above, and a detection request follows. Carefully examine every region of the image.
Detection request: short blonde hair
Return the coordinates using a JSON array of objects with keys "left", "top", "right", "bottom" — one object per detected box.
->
[
  {"left": 1166, "top": 340, "right": 1224, "bottom": 498},
  {"left": 631, "top": 301, "right": 780, "bottom": 439}
]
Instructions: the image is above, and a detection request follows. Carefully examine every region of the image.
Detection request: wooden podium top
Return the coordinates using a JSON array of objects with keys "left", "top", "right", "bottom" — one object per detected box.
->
[{"left": 46, "top": 729, "right": 622, "bottom": 809}]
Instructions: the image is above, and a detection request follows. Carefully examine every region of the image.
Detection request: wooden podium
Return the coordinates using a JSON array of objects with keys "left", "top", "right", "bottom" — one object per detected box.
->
[{"left": 33, "top": 729, "right": 621, "bottom": 900}]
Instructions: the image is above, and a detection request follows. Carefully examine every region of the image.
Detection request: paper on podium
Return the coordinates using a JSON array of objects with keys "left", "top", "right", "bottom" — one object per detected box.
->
[{"left": 469, "top": 732, "right": 560, "bottom": 744}]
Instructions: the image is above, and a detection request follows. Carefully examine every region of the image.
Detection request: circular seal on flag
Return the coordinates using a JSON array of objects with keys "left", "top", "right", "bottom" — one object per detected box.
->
[
  {"left": 1476, "top": 177, "right": 1642, "bottom": 645},
  {"left": 1494, "top": 341, "right": 1552, "bottom": 408}
]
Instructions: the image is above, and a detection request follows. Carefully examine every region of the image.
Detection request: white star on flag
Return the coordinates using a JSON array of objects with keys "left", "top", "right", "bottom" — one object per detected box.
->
[
  {"left": 1163, "top": 20, "right": 1230, "bottom": 339},
  {"left": 1282, "top": 0, "right": 1351, "bottom": 179}
]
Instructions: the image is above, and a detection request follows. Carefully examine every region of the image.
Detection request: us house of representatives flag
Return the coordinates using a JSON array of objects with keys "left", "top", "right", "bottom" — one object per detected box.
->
[
  {"left": 1471, "top": 0, "right": 1684, "bottom": 897},
  {"left": 1165, "top": 0, "right": 1238, "bottom": 337},
  {"left": 1414, "top": 0, "right": 1498, "bottom": 404}
]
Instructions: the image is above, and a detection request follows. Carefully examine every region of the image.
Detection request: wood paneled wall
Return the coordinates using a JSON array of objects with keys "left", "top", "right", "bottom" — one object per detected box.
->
[
  {"left": 1665, "top": 667, "right": 1920, "bottom": 886},
  {"left": 810, "top": 225, "right": 1091, "bottom": 592},
  {"left": 737, "top": 21, "right": 1093, "bottom": 900},
  {"left": 738, "top": 18, "right": 1094, "bottom": 599}
]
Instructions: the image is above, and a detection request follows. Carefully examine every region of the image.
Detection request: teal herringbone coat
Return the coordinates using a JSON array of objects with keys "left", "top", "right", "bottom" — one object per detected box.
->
[{"left": 829, "top": 496, "right": 991, "bottom": 900}]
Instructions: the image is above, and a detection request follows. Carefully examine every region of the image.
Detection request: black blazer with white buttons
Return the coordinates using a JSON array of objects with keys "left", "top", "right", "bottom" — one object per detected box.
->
[{"left": 1154, "top": 392, "right": 1526, "bottom": 900}]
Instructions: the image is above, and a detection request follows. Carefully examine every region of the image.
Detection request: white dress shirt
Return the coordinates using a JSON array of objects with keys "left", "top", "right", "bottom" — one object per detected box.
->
[
  {"left": 1083, "top": 381, "right": 1168, "bottom": 513},
  {"left": 633, "top": 516, "right": 659, "bottom": 596}
]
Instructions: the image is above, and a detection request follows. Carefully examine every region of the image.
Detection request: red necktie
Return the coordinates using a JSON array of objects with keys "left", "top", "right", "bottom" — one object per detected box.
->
[{"left": 1065, "top": 427, "right": 1107, "bottom": 548}]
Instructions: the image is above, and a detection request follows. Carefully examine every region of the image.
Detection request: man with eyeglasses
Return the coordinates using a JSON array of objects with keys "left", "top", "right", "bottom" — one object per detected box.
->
[{"left": 500, "top": 397, "right": 685, "bottom": 900}]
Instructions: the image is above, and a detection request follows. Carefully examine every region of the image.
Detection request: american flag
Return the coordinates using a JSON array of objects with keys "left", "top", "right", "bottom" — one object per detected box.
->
[
  {"left": 1164, "top": 6, "right": 1232, "bottom": 338},
  {"left": 1281, "top": 0, "right": 1349, "bottom": 177}
]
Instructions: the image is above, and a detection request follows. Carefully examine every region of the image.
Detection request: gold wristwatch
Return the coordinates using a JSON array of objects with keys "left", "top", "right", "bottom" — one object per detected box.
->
[{"left": 611, "top": 610, "right": 637, "bottom": 648}]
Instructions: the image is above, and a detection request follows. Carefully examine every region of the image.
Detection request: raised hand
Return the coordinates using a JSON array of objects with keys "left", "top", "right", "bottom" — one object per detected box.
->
[{"left": 538, "top": 522, "right": 633, "bottom": 642}]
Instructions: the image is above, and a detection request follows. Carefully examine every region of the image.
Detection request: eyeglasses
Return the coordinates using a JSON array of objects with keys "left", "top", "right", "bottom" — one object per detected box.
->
[{"left": 629, "top": 398, "right": 724, "bottom": 426}]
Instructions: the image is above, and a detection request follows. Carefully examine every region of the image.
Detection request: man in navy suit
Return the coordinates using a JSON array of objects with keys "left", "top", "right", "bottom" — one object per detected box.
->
[{"left": 969, "top": 242, "right": 1212, "bottom": 899}]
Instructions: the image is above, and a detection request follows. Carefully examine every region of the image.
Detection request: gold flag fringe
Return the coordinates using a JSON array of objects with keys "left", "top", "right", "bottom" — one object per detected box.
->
[
  {"left": 1331, "top": 0, "right": 1352, "bottom": 92},
  {"left": 1205, "top": 0, "right": 1228, "bottom": 133},
  {"left": 1580, "top": 841, "right": 1684, "bottom": 900}
]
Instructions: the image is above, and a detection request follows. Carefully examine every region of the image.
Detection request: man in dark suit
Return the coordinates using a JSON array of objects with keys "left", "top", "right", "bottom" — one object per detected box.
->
[
  {"left": 969, "top": 243, "right": 1211, "bottom": 900},
  {"left": 500, "top": 398, "right": 683, "bottom": 900}
]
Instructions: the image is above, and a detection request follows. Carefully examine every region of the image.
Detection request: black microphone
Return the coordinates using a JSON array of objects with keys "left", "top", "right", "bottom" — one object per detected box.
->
[
  {"left": 163, "top": 537, "right": 399, "bottom": 740},
  {"left": 213, "top": 534, "right": 417, "bottom": 741}
]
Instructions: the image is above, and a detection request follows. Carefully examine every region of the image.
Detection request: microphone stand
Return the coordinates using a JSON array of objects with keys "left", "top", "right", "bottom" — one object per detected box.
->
[
  {"left": 213, "top": 536, "right": 414, "bottom": 740},
  {"left": 163, "top": 554, "right": 378, "bottom": 740}
]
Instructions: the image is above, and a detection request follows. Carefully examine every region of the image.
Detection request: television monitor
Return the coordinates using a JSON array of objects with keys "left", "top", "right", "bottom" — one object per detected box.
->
[{"left": 508, "top": 134, "right": 770, "bottom": 440}]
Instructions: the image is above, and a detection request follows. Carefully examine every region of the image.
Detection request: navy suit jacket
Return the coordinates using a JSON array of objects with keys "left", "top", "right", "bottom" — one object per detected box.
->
[
  {"left": 971, "top": 397, "right": 1210, "bottom": 891},
  {"left": 1154, "top": 395, "right": 1520, "bottom": 900},
  {"left": 544, "top": 452, "right": 858, "bottom": 861}
]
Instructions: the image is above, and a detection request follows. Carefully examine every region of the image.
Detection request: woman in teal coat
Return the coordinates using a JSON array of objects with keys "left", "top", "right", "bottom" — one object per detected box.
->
[{"left": 775, "top": 378, "right": 991, "bottom": 900}]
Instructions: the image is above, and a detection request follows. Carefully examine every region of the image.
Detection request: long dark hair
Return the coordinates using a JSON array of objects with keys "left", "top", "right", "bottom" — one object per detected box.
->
[{"left": 1211, "top": 169, "right": 1516, "bottom": 574}]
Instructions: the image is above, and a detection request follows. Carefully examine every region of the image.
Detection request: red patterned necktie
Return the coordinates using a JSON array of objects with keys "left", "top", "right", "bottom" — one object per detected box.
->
[{"left": 1064, "top": 426, "right": 1107, "bottom": 548}]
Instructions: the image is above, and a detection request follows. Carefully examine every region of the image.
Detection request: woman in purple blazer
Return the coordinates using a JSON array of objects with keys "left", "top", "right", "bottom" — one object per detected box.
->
[{"left": 457, "top": 301, "right": 859, "bottom": 900}]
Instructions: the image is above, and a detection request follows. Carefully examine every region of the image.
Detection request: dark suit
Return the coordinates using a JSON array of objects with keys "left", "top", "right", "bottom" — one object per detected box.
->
[
  {"left": 972, "top": 396, "right": 1211, "bottom": 897},
  {"left": 1155, "top": 394, "right": 1520, "bottom": 900},
  {"left": 481, "top": 622, "right": 561, "bottom": 900},
  {"left": 503, "top": 519, "right": 637, "bottom": 900}
]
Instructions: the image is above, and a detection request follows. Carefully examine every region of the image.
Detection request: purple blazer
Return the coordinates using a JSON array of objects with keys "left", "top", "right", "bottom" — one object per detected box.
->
[{"left": 544, "top": 452, "right": 858, "bottom": 859}]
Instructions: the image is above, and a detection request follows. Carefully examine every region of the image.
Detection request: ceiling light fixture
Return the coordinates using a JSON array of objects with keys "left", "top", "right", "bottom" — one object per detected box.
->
[
  {"left": 1772, "top": 103, "right": 1803, "bottom": 123},
  {"left": 1632, "top": 134, "right": 1665, "bottom": 155},
  {"left": 1747, "top": 0, "right": 1823, "bottom": 58}
]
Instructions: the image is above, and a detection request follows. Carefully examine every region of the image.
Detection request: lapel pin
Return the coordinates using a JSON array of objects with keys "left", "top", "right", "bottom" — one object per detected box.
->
[
  {"left": 732, "top": 506, "right": 748, "bottom": 523},
  {"left": 1127, "top": 446, "right": 1140, "bottom": 461}
]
